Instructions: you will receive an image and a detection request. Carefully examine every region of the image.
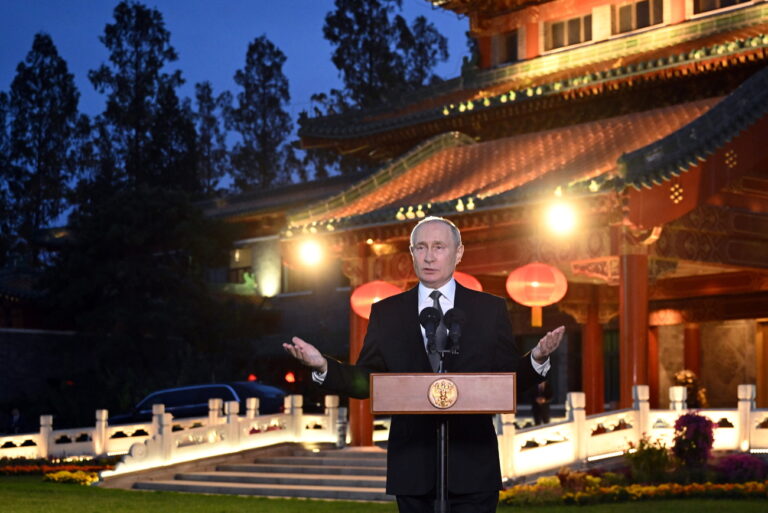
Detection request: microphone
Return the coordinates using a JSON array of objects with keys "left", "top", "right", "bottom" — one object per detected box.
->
[
  {"left": 419, "top": 306, "right": 442, "bottom": 354},
  {"left": 443, "top": 308, "right": 466, "bottom": 354}
]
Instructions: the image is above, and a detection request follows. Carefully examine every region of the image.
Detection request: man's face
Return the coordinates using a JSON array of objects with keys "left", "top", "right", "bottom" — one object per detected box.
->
[{"left": 410, "top": 221, "right": 464, "bottom": 289}]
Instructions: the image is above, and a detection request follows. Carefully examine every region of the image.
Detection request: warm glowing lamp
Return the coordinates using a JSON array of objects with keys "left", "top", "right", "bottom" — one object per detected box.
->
[
  {"left": 506, "top": 263, "right": 568, "bottom": 327},
  {"left": 298, "top": 239, "right": 323, "bottom": 266},
  {"left": 284, "top": 371, "right": 296, "bottom": 384},
  {"left": 544, "top": 201, "right": 578, "bottom": 235},
  {"left": 350, "top": 280, "right": 402, "bottom": 319},
  {"left": 454, "top": 271, "right": 483, "bottom": 291}
]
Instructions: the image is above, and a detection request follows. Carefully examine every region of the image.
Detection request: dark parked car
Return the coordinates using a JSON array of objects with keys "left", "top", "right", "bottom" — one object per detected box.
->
[{"left": 109, "top": 382, "right": 286, "bottom": 424}]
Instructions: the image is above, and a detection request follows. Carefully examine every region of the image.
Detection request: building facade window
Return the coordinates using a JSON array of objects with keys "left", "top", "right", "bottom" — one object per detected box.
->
[
  {"left": 612, "top": 0, "right": 663, "bottom": 35},
  {"left": 545, "top": 14, "right": 592, "bottom": 51},
  {"left": 694, "top": 0, "right": 750, "bottom": 15},
  {"left": 492, "top": 29, "right": 519, "bottom": 65}
]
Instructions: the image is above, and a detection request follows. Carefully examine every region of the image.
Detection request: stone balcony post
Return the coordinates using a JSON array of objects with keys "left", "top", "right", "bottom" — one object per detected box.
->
[
  {"left": 225, "top": 400, "right": 240, "bottom": 446},
  {"left": 633, "top": 385, "right": 650, "bottom": 437},
  {"left": 738, "top": 384, "right": 756, "bottom": 452},
  {"left": 669, "top": 386, "right": 687, "bottom": 411},
  {"left": 94, "top": 409, "right": 108, "bottom": 456},
  {"left": 245, "top": 397, "right": 259, "bottom": 419},
  {"left": 568, "top": 392, "right": 587, "bottom": 462},
  {"left": 39, "top": 415, "right": 53, "bottom": 459}
]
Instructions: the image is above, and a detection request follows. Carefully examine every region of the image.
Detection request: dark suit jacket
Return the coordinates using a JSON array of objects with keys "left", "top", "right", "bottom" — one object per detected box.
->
[{"left": 321, "top": 282, "right": 545, "bottom": 496}]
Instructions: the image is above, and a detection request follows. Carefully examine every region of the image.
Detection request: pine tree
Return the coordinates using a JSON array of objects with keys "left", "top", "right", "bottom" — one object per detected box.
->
[
  {"left": 88, "top": 0, "right": 194, "bottom": 192},
  {"left": 193, "top": 82, "right": 230, "bottom": 196},
  {"left": 322, "top": 0, "right": 448, "bottom": 109},
  {"left": 228, "top": 35, "right": 294, "bottom": 191},
  {"left": 0, "top": 92, "right": 13, "bottom": 266},
  {"left": 7, "top": 33, "right": 82, "bottom": 263}
]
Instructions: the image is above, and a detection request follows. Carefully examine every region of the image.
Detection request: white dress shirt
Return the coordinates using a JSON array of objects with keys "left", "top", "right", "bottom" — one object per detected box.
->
[{"left": 418, "top": 279, "right": 550, "bottom": 376}]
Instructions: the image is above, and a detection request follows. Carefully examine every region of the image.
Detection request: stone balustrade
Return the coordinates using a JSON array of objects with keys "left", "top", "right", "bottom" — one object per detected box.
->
[{"left": 1, "top": 385, "right": 766, "bottom": 480}]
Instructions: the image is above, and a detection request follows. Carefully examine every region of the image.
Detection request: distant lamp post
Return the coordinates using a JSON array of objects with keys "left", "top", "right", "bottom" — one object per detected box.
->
[
  {"left": 454, "top": 271, "right": 483, "bottom": 291},
  {"left": 350, "top": 280, "right": 402, "bottom": 320},
  {"left": 506, "top": 263, "right": 568, "bottom": 327},
  {"left": 298, "top": 239, "right": 323, "bottom": 267}
]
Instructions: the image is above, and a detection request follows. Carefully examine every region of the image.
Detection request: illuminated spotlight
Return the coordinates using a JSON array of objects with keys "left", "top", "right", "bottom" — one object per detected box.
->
[
  {"left": 298, "top": 239, "right": 323, "bottom": 266},
  {"left": 545, "top": 201, "right": 578, "bottom": 235}
]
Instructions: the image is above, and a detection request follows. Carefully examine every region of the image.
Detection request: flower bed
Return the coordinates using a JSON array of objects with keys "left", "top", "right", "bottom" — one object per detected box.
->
[
  {"left": 500, "top": 475, "right": 768, "bottom": 506},
  {"left": 0, "top": 457, "right": 116, "bottom": 476}
]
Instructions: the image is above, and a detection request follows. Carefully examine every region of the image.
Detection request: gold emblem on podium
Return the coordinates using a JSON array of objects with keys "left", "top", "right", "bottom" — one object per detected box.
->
[{"left": 428, "top": 378, "right": 458, "bottom": 409}]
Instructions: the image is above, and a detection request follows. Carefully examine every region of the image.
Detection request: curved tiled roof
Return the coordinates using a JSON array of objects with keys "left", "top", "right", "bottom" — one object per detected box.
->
[
  {"left": 288, "top": 97, "right": 719, "bottom": 232},
  {"left": 619, "top": 63, "right": 768, "bottom": 189},
  {"left": 300, "top": 6, "right": 768, "bottom": 145}
]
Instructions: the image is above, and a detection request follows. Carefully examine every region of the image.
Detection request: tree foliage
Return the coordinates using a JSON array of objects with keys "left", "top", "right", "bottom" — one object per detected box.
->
[
  {"left": 322, "top": 0, "right": 448, "bottom": 109},
  {"left": 88, "top": 0, "right": 196, "bottom": 193},
  {"left": 6, "top": 33, "right": 83, "bottom": 262},
  {"left": 193, "top": 81, "right": 231, "bottom": 196},
  {"left": 302, "top": 0, "right": 449, "bottom": 177},
  {"left": 228, "top": 35, "right": 294, "bottom": 191}
]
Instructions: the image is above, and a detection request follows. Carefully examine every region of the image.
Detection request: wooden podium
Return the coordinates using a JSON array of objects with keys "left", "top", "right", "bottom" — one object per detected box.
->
[
  {"left": 370, "top": 372, "right": 517, "bottom": 414},
  {"left": 370, "top": 372, "right": 517, "bottom": 513}
]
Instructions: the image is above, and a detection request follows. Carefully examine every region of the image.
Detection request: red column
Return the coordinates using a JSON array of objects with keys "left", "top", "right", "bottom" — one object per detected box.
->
[
  {"left": 525, "top": 22, "right": 539, "bottom": 60},
  {"left": 348, "top": 312, "right": 373, "bottom": 446},
  {"left": 647, "top": 326, "right": 660, "bottom": 409},
  {"left": 683, "top": 323, "right": 701, "bottom": 376},
  {"left": 619, "top": 253, "right": 649, "bottom": 409},
  {"left": 582, "top": 285, "right": 605, "bottom": 414},
  {"left": 347, "top": 242, "right": 373, "bottom": 446},
  {"left": 669, "top": 0, "right": 687, "bottom": 24}
]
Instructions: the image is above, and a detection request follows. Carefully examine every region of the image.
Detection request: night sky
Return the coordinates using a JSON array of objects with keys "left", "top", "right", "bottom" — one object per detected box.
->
[{"left": 0, "top": 0, "right": 469, "bottom": 119}]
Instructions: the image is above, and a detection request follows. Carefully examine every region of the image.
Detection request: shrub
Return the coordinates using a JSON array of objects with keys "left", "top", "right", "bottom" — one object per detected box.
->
[
  {"left": 714, "top": 453, "right": 767, "bottom": 483},
  {"left": 624, "top": 435, "right": 671, "bottom": 484},
  {"left": 673, "top": 412, "right": 715, "bottom": 469},
  {"left": 43, "top": 470, "right": 99, "bottom": 485}
]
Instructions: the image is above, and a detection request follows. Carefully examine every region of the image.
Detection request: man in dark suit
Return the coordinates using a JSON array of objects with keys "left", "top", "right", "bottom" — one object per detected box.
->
[{"left": 284, "top": 216, "right": 563, "bottom": 512}]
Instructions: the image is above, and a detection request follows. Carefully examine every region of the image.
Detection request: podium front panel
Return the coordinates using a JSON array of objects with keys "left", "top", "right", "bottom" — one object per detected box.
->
[{"left": 370, "top": 373, "right": 516, "bottom": 414}]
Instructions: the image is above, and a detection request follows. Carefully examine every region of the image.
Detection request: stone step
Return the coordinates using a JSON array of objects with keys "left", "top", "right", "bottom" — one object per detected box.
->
[
  {"left": 134, "top": 479, "right": 394, "bottom": 502},
  {"left": 219, "top": 463, "right": 387, "bottom": 476},
  {"left": 176, "top": 470, "right": 386, "bottom": 488},
  {"left": 252, "top": 456, "right": 386, "bottom": 467},
  {"left": 296, "top": 448, "right": 387, "bottom": 459}
]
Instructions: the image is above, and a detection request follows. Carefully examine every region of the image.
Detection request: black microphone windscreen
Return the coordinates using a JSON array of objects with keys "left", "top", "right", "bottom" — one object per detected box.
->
[
  {"left": 419, "top": 306, "right": 441, "bottom": 328},
  {"left": 443, "top": 308, "right": 466, "bottom": 327}
]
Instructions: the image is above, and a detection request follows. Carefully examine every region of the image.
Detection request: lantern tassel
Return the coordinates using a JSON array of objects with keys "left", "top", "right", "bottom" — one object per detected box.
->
[{"left": 531, "top": 306, "right": 543, "bottom": 327}]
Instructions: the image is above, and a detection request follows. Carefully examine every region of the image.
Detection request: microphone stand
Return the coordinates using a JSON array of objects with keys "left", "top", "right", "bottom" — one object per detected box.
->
[
  {"left": 435, "top": 332, "right": 460, "bottom": 513},
  {"left": 435, "top": 351, "right": 449, "bottom": 513}
]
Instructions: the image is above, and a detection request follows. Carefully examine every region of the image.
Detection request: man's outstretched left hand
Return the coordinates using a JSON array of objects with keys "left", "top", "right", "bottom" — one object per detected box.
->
[{"left": 532, "top": 326, "right": 565, "bottom": 364}]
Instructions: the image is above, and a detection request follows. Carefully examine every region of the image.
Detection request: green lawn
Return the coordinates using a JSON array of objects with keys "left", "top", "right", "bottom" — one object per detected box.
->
[{"left": 2, "top": 476, "right": 767, "bottom": 513}]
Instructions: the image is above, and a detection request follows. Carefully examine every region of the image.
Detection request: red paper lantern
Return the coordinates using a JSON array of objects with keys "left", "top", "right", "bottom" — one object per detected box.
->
[
  {"left": 454, "top": 271, "right": 483, "bottom": 291},
  {"left": 506, "top": 263, "right": 568, "bottom": 326},
  {"left": 350, "top": 280, "right": 402, "bottom": 319}
]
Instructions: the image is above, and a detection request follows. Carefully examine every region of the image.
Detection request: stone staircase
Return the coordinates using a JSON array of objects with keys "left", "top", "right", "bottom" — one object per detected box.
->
[{"left": 132, "top": 446, "right": 393, "bottom": 501}]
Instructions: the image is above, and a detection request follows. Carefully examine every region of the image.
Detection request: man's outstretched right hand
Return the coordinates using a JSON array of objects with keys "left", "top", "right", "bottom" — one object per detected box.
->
[{"left": 283, "top": 336, "right": 328, "bottom": 374}]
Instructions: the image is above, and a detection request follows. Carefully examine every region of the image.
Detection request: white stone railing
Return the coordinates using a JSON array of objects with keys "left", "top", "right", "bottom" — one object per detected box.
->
[
  {"left": 0, "top": 395, "right": 347, "bottom": 477},
  {"left": 498, "top": 384, "right": 768, "bottom": 480},
  {"left": 2, "top": 385, "right": 766, "bottom": 480}
]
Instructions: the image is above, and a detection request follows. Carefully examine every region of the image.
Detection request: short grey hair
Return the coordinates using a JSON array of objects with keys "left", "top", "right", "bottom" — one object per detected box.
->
[{"left": 410, "top": 216, "right": 462, "bottom": 248}]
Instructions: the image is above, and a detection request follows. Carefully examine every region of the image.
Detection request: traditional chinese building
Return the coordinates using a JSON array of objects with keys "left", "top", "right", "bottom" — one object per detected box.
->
[{"left": 218, "top": 0, "right": 768, "bottom": 446}]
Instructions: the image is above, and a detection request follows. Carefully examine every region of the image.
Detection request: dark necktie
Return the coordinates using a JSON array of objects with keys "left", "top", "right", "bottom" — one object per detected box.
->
[{"left": 428, "top": 290, "right": 448, "bottom": 372}]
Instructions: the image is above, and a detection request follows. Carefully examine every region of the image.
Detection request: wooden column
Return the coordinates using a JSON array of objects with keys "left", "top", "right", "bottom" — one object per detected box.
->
[
  {"left": 348, "top": 312, "right": 373, "bottom": 446},
  {"left": 647, "top": 326, "right": 660, "bottom": 409},
  {"left": 683, "top": 323, "right": 701, "bottom": 377},
  {"left": 581, "top": 285, "right": 605, "bottom": 414},
  {"left": 346, "top": 241, "right": 373, "bottom": 446},
  {"left": 619, "top": 253, "right": 649, "bottom": 409},
  {"left": 757, "top": 323, "right": 768, "bottom": 409}
]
